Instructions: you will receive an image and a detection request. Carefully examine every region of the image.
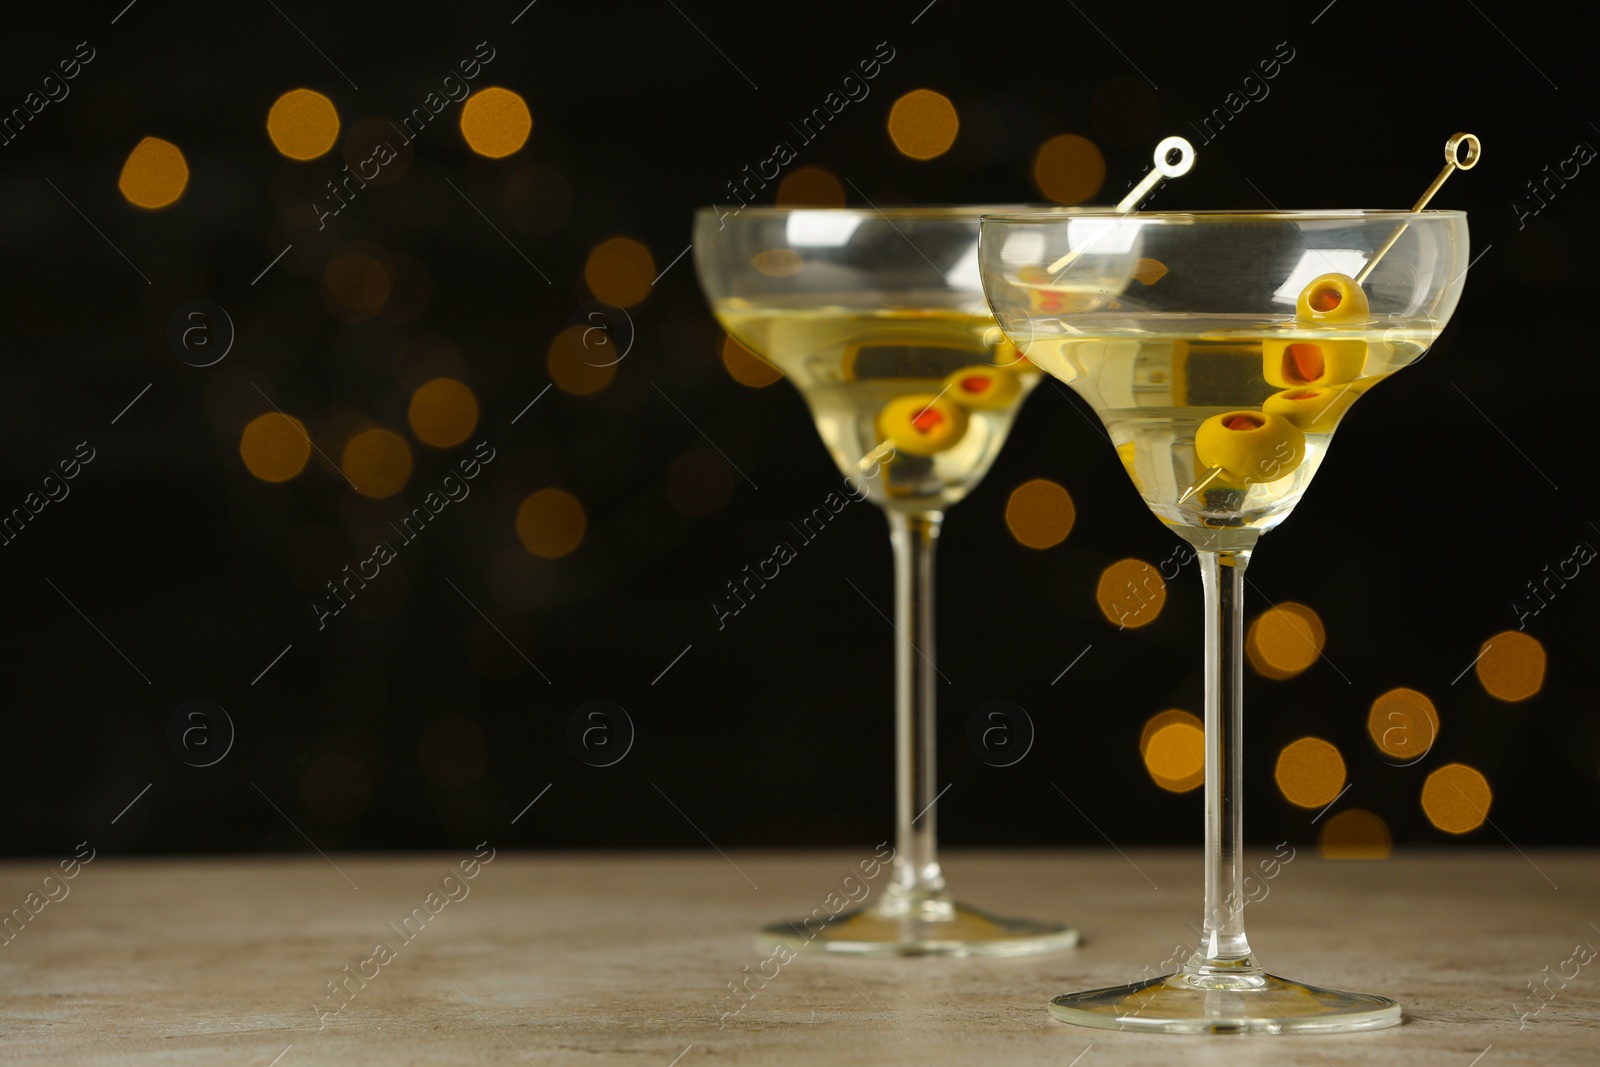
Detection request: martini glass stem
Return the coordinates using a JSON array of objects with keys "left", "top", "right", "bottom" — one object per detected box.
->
[
  {"left": 1195, "top": 547, "right": 1256, "bottom": 969},
  {"left": 888, "top": 509, "right": 947, "bottom": 900}
]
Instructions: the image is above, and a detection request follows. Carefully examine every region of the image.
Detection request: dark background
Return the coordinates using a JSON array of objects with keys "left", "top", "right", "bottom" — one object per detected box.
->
[{"left": 1, "top": 0, "right": 1594, "bottom": 860}]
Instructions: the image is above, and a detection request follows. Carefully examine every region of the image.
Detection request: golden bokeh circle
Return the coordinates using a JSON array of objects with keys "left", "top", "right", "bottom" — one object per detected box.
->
[
  {"left": 118, "top": 137, "right": 189, "bottom": 209},
  {"left": 666, "top": 447, "right": 737, "bottom": 517},
  {"left": 584, "top": 237, "right": 655, "bottom": 308},
  {"left": 1367, "top": 687, "right": 1439, "bottom": 761},
  {"left": 1032, "top": 133, "right": 1106, "bottom": 205},
  {"left": 342, "top": 115, "right": 413, "bottom": 185},
  {"left": 1140, "top": 709, "right": 1200, "bottom": 755},
  {"left": 407, "top": 378, "right": 479, "bottom": 449},
  {"left": 1096, "top": 558, "right": 1166, "bottom": 629},
  {"left": 322, "top": 251, "right": 391, "bottom": 321},
  {"left": 1246, "top": 603, "right": 1325, "bottom": 680},
  {"left": 341, "top": 428, "right": 413, "bottom": 499},
  {"left": 516, "top": 488, "right": 587, "bottom": 559},
  {"left": 547, "top": 325, "right": 618, "bottom": 396},
  {"left": 1144, "top": 718, "right": 1204, "bottom": 793},
  {"left": 240, "top": 413, "right": 312, "bottom": 483},
  {"left": 1274, "top": 737, "right": 1346, "bottom": 809},
  {"left": 1475, "top": 630, "right": 1546, "bottom": 702},
  {"left": 777, "top": 166, "right": 846, "bottom": 206},
  {"left": 752, "top": 249, "right": 804, "bottom": 277},
  {"left": 395, "top": 335, "right": 466, "bottom": 392},
  {"left": 313, "top": 409, "right": 372, "bottom": 477},
  {"left": 1004, "top": 477, "right": 1075, "bottom": 549},
  {"left": 721, "top": 335, "right": 783, "bottom": 388},
  {"left": 887, "top": 89, "right": 959, "bottom": 160},
  {"left": 459, "top": 86, "right": 533, "bottom": 158},
  {"left": 1421, "top": 762, "right": 1492, "bottom": 834},
  {"left": 1318, "top": 808, "right": 1392, "bottom": 859},
  {"left": 266, "top": 88, "right": 341, "bottom": 160}
]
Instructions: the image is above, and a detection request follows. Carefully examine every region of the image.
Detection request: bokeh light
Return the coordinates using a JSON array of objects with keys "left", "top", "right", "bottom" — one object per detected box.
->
[
  {"left": 887, "top": 89, "right": 959, "bottom": 160},
  {"left": 299, "top": 753, "right": 371, "bottom": 825},
  {"left": 516, "top": 488, "right": 586, "bottom": 559},
  {"left": 1475, "top": 631, "right": 1546, "bottom": 702},
  {"left": 1318, "top": 809, "right": 1392, "bottom": 859},
  {"left": 314, "top": 408, "right": 373, "bottom": 481},
  {"left": 1246, "top": 603, "right": 1325, "bottom": 680},
  {"left": 418, "top": 716, "right": 488, "bottom": 787},
  {"left": 1032, "top": 133, "right": 1105, "bottom": 205},
  {"left": 777, "top": 166, "right": 846, "bottom": 206},
  {"left": 118, "top": 137, "right": 188, "bottom": 209},
  {"left": 1140, "top": 710, "right": 1204, "bottom": 793},
  {"left": 1004, "top": 478, "right": 1075, "bottom": 549},
  {"left": 342, "top": 115, "right": 413, "bottom": 185},
  {"left": 323, "top": 248, "right": 391, "bottom": 321},
  {"left": 342, "top": 428, "right": 413, "bottom": 499},
  {"left": 752, "top": 249, "right": 804, "bottom": 277},
  {"left": 1422, "top": 763, "right": 1492, "bottom": 833},
  {"left": 459, "top": 86, "right": 532, "bottom": 158},
  {"left": 379, "top": 254, "right": 433, "bottom": 322},
  {"left": 1133, "top": 258, "right": 1169, "bottom": 285},
  {"left": 1367, "top": 687, "right": 1439, "bottom": 761},
  {"left": 547, "top": 325, "right": 617, "bottom": 396},
  {"left": 266, "top": 89, "right": 340, "bottom": 160},
  {"left": 584, "top": 237, "right": 655, "bottom": 308},
  {"left": 721, "top": 334, "right": 783, "bottom": 388},
  {"left": 1140, "top": 709, "right": 1198, "bottom": 755},
  {"left": 407, "top": 378, "right": 479, "bottom": 449},
  {"left": 666, "top": 447, "right": 736, "bottom": 517},
  {"left": 504, "top": 164, "right": 572, "bottom": 233},
  {"left": 1274, "top": 737, "right": 1346, "bottom": 808},
  {"left": 240, "top": 412, "right": 312, "bottom": 483},
  {"left": 1096, "top": 558, "right": 1166, "bottom": 629},
  {"left": 395, "top": 335, "right": 467, "bottom": 392}
]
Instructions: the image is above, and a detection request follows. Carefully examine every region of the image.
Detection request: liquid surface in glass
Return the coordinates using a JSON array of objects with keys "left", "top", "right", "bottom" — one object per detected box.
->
[
  {"left": 1025, "top": 318, "right": 1431, "bottom": 537},
  {"left": 718, "top": 303, "right": 1040, "bottom": 511}
]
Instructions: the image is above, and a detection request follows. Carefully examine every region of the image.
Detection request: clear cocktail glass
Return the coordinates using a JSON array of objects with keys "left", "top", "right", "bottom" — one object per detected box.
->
[
  {"left": 980, "top": 208, "right": 1468, "bottom": 1028},
  {"left": 694, "top": 206, "right": 1079, "bottom": 956}
]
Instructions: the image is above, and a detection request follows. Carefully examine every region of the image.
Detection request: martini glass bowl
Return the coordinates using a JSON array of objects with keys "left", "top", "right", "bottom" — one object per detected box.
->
[
  {"left": 979, "top": 209, "right": 1468, "bottom": 1029},
  {"left": 694, "top": 206, "right": 1079, "bottom": 957}
]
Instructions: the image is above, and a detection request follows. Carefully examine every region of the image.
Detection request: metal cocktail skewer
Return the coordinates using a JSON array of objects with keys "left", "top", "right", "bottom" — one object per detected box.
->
[
  {"left": 854, "top": 136, "right": 1199, "bottom": 476},
  {"left": 1046, "top": 136, "right": 1197, "bottom": 275},
  {"left": 1177, "top": 133, "right": 1481, "bottom": 506},
  {"left": 1354, "top": 133, "right": 1480, "bottom": 284}
]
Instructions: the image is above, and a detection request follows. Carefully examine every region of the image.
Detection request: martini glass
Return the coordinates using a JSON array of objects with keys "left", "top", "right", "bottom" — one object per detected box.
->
[
  {"left": 694, "top": 206, "right": 1078, "bottom": 956},
  {"left": 980, "top": 209, "right": 1468, "bottom": 1029}
]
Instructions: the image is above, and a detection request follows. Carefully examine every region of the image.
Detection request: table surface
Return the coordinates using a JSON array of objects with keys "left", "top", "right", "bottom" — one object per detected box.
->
[{"left": 0, "top": 848, "right": 1595, "bottom": 1065}]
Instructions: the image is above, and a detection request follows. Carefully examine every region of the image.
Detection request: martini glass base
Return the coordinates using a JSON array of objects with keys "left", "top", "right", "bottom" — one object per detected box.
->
[
  {"left": 1048, "top": 962, "right": 1401, "bottom": 1034},
  {"left": 759, "top": 892, "right": 1077, "bottom": 958}
]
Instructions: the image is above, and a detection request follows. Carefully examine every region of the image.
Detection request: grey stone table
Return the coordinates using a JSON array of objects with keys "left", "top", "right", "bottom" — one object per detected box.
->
[{"left": 1, "top": 849, "right": 1595, "bottom": 1064}]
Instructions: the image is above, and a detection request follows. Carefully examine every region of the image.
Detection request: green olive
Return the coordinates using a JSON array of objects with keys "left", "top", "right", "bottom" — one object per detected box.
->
[
  {"left": 877, "top": 393, "right": 970, "bottom": 456},
  {"left": 944, "top": 365, "right": 1022, "bottom": 409},
  {"left": 1194, "top": 410, "right": 1305, "bottom": 486},
  {"left": 1296, "top": 273, "right": 1371, "bottom": 323}
]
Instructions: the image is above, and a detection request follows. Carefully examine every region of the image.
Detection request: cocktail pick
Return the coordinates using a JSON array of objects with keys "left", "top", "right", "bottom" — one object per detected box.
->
[
  {"left": 1353, "top": 133, "right": 1480, "bottom": 285},
  {"left": 1046, "top": 136, "right": 1197, "bottom": 274},
  {"left": 853, "top": 136, "right": 1199, "bottom": 476},
  {"left": 1178, "top": 132, "right": 1482, "bottom": 506}
]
